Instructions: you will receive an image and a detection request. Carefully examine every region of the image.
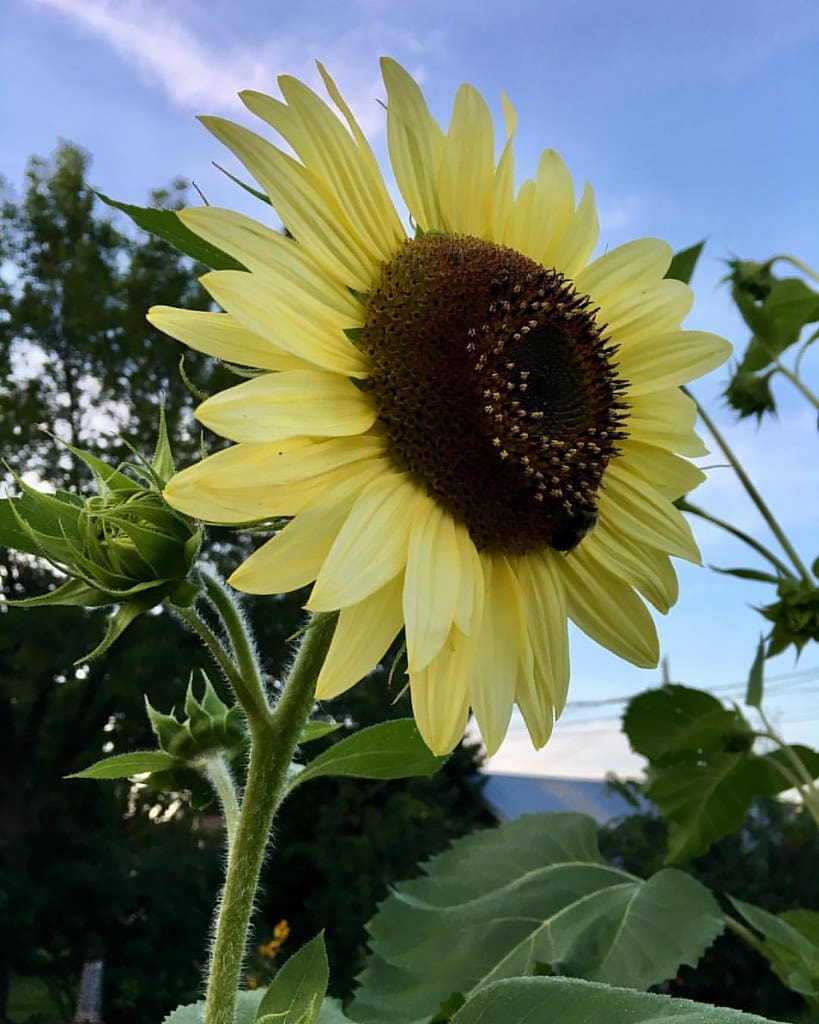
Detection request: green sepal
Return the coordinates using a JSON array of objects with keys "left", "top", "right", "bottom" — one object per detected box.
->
[
  {"left": 145, "top": 673, "right": 247, "bottom": 761},
  {"left": 68, "top": 750, "right": 182, "bottom": 780},
  {"left": 151, "top": 402, "right": 176, "bottom": 486},
  {"left": 178, "top": 354, "right": 211, "bottom": 402},
  {"left": 95, "top": 190, "right": 245, "bottom": 270},
  {"left": 78, "top": 600, "right": 153, "bottom": 664},
  {"left": 213, "top": 162, "right": 271, "bottom": 206},
  {"left": 665, "top": 240, "right": 706, "bottom": 285},
  {"left": 6, "top": 577, "right": 113, "bottom": 610},
  {"left": 709, "top": 565, "right": 781, "bottom": 584}
]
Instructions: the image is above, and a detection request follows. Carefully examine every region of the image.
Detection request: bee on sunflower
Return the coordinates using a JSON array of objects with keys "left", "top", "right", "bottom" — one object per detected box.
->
[{"left": 152, "top": 59, "right": 730, "bottom": 756}]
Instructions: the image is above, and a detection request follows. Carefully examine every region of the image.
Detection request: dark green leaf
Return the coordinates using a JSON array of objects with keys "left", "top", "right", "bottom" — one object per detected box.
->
[
  {"left": 95, "top": 191, "right": 245, "bottom": 271},
  {"left": 256, "top": 933, "right": 329, "bottom": 1024},
  {"left": 450, "top": 977, "right": 777, "bottom": 1023},
  {"left": 665, "top": 241, "right": 706, "bottom": 285},
  {"left": 286, "top": 720, "right": 445, "bottom": 793},
  {"left": 350, "top": 813, "right": 723, "bottom": 1023},
  {"left": 69, "top": 750, "right": 181, "bottom": 779},
  {"left": 729, "top": 897, "right": 819, "bottom": 1000},
  {"left": 745, "top": 638, "right": 765, "bottom": 708},
  {"left": 624, "top": 685, "right": 752, "bottom": 762}
]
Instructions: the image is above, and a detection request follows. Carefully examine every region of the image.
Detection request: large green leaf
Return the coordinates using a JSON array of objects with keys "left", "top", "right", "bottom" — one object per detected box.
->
[
  {"left": 349, "top": 813, "right": 723, "bottom": 1024},
  {"left": 624, "top": 685, "right": 753, "bottom": 761},
  {"left": 285, "top": 720, "right": 445, "bottom": 794},
  {"left": 256, "top": 932, "right": 329, "bottom": 1023},
  {"left": 163, "top": 989, "right": 264, "bottom": 1023},
  {"left": 95, "top": 191, "right": 245, "bottom": 271},
  {"left": 448, "top": 977, "right": 776, "bottom": 1023},
  {"left": 623, "top": 685, "right": 819, "bottom": 863}
]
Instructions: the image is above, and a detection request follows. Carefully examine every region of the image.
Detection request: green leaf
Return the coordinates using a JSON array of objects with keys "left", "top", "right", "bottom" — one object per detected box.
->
[
  {"left": 78, "top": 599, "right": 154, "bottom": 664},
  {"left": 350, "top": 813, "right": 723, "bottom": 1024},
  {"left": 69, "top": 750, "right": 182, "bottom": 779},
  {"left": 163, "top": 989, "right": 265, "bottom": 1023},
  {"left": 449, "top": 977, "right": 777, "bottom": 1023},
  {"left": 286, "top": 720, "right": 445, "bottom": 793},
  {"left": 624, "top": 685, "right": 753, "bottom": 762},
  {"left": 729, "top": 897, "right": 819, "bottom": 1000},
  {"left": 665, "top": 241, "right": 706, "bottom": 285},
  {"left": 299, "top": 721, "right": 343, "bottom": 744},
  {"left": 746, "top": 638, "right": 765, "bottom": 708},
  {"left": 708, "top": 566, "right": 780, "bottom": 584},
  {"left": 256, "top": 933, "right": 329, "bottom": 1024},
  {"left": 8, "top": 577, "right": 114, "bottom": 610},
  {"left": 95, "top": 191, "right": 245, "bottom": 271}
]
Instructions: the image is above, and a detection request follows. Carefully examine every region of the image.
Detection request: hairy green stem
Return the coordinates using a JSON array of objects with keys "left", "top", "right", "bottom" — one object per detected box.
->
[
  {"left": 201, "top": 754, "right": 241, "bottom": 848},
  {"left": 201, "top": 568, "right": 271, "bottom": 725},
  {"left": 686, "top": 388, "right": 813, "bottom": 582},
  {"left": 677, "top": 499, "right": 794, "bottom": 579},
  {"left": 173, "top": 604, "right": 246, "bottom": 697},
  {"left": 203, "top": 611, "right": 338, "bottom": 1024}
]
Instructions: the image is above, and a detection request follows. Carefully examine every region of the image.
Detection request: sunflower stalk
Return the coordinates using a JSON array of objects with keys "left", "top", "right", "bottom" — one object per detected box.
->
[
  {"left": 202, "top": 609, "right": 337, "bottom": 1024},
  {"left": 685, "top": 388, "right": 813, "bottom": 583}
]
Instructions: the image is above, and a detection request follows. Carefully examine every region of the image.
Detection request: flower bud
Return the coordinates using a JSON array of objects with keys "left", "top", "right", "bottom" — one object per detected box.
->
[{"left": 145, "top": 672, "right": 247, "bottom": 762}]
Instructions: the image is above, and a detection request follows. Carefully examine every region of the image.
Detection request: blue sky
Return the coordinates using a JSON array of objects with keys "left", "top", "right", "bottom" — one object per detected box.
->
[{"left": 3, "top": 0, "right": 818, "bottom": 775}]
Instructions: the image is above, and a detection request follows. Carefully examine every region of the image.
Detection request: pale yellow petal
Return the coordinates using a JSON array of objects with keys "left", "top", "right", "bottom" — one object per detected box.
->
[
  {"left": 316, "top": 575, "right": 404, "bottom": 699},
  {"left": 491, "top": 97, "right": 516, "bottom": 241},
  {"left": 147, "top": 307, "right": 311, "bottom": 372},
  {"left": 524, "top": 149, "right": 575, "bottom": 265},
  {"left": 179, "top": 207, "right": 361, "bottom": 318},
  {"left": 195, "top": 369, "right": 377, "bottom": 443},
  {"left": 307, "top": 472, "right": 423, "bottom": 610},
  {"left": 381, "top": 57, "right": 445, "bottom": 231},
  {"left": 164, "top": 438, "right": 385, "bottom": 522},
  {"left": 199, "top": 269, "right": 369, "bottom": 378},
  {"left": 560, "top": 549, "right": 660, "bottom": 668},
  {"left": 516, "top": 551, "right": 570, "bottom": 716},
  {"left": 410, "top": 627, "right": 472, "bottom": 755},
  {"left": 228, "top": 459, "right": 386, "bottom": 594},
  {"left": 618, "top": 330, "right": 732, "bottom": 396},
  {"left": 403, "top": 499, "right": 461, "bottom": 672},
  {"left": 241, "top": 77, "right": 403, "bottom": 265},
  {"left": 580, "top": 523, "right": 679, "bottom": 614},
  {"left": 437, "top": 84, "right": 495, "bottom": 237},
  {"left": 618, "top": 440, "right": 706, "bottom": 500},
  {"left": 574, "top": 238, "right": 672, "bottom": 305},
  {"left": 200, "top": 116, "right": 377, "bottom": 290},
  {"left": 453, "top": 522, "right": 484, "bottom": 636},
  {"left": 550, "top": 182, "right": 600, "bottom": 279},
  {"left": 602, "top": 279, "right": 692, "bottom": 348},
  {"left": 470, "top": 556, "right": 518, "bottom": 756},
  {"left": 626, "top": 388, "right": 708, "bottom": 456},
  {"left": 600, "top": 461, "right": 701, "bottom": 563}
]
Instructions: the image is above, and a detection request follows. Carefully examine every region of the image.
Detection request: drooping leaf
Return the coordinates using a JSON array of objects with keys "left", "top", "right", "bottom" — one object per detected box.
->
[
  {"left": 745, "top": 638, "right": 766, "bottom": 708},
  {"left": 256, "top": 932, "right": 329, "bottom": 1023},
  {"left": 95, "top": 191, "right": 245, "bottom": 271},
  {"left": 449, "top": 976, "right": 777, "bottom": 1023},
  {"left": 68, "top": 750, "right": 182, "bottom": 780},
  {"left": 729, "top": 897, "right": 819, "bottom": 1002},
  {"left": 285, "top": 720, "right": 445, "bottom": 794},
  {"left": 349, "top": 813, "right": 723, "bottom": 1024},
  {"left": 665, "top": 241, "right": 706, "bottom": 285}
]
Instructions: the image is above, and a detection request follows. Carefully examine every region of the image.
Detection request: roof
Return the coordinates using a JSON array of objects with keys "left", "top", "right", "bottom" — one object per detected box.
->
[{"left": 480, "top": 773, "right": 642, "bottom": 825}]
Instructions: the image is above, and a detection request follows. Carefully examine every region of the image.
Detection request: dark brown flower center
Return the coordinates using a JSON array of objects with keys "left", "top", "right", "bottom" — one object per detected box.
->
[{"left": 361, "top": 233, "right": 628, "bottom": 554}]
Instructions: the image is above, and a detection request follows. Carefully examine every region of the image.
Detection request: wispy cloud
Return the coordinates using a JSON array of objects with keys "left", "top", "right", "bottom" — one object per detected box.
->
[{"left": 28, "top": 0, "right": 441, "bottom": 134}]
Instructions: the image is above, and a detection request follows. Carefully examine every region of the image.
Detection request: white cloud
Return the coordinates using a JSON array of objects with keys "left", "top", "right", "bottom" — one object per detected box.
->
[{"left": 28, "top": 0, "right": 440, "bottom": 135}]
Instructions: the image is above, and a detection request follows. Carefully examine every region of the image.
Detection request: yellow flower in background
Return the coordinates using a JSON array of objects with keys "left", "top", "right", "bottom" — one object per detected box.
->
[{"left": 154, "top": 59, "right": 730, "bottom": 756}]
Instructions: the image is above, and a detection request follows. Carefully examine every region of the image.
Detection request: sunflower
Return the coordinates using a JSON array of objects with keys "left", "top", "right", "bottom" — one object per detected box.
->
[{"left": 153, "top": 59, "right": 730, "bottom": 756}]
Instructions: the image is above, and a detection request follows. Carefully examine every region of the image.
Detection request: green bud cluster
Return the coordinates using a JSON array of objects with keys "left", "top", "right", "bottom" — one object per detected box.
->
[
  {"left": 0, "top": 411, "right": 202, "bottom": 659},
  {"left": 146, "top": 673, "right": 247, "bottom": 762},
  {"left": 762, "top": 576, "right": 819, "bottom": 657}
]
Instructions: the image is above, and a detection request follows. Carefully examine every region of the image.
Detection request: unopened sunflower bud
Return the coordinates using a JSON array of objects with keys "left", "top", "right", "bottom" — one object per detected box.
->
[
  {"left": 145, "top": 672, "right": 247, "bottom": 761},
  {"left": 0, "top": 412, "right": 202, "bottom": 660},
  {"left": 761, "top": 579, "right": 819, "bottom": 657}
]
